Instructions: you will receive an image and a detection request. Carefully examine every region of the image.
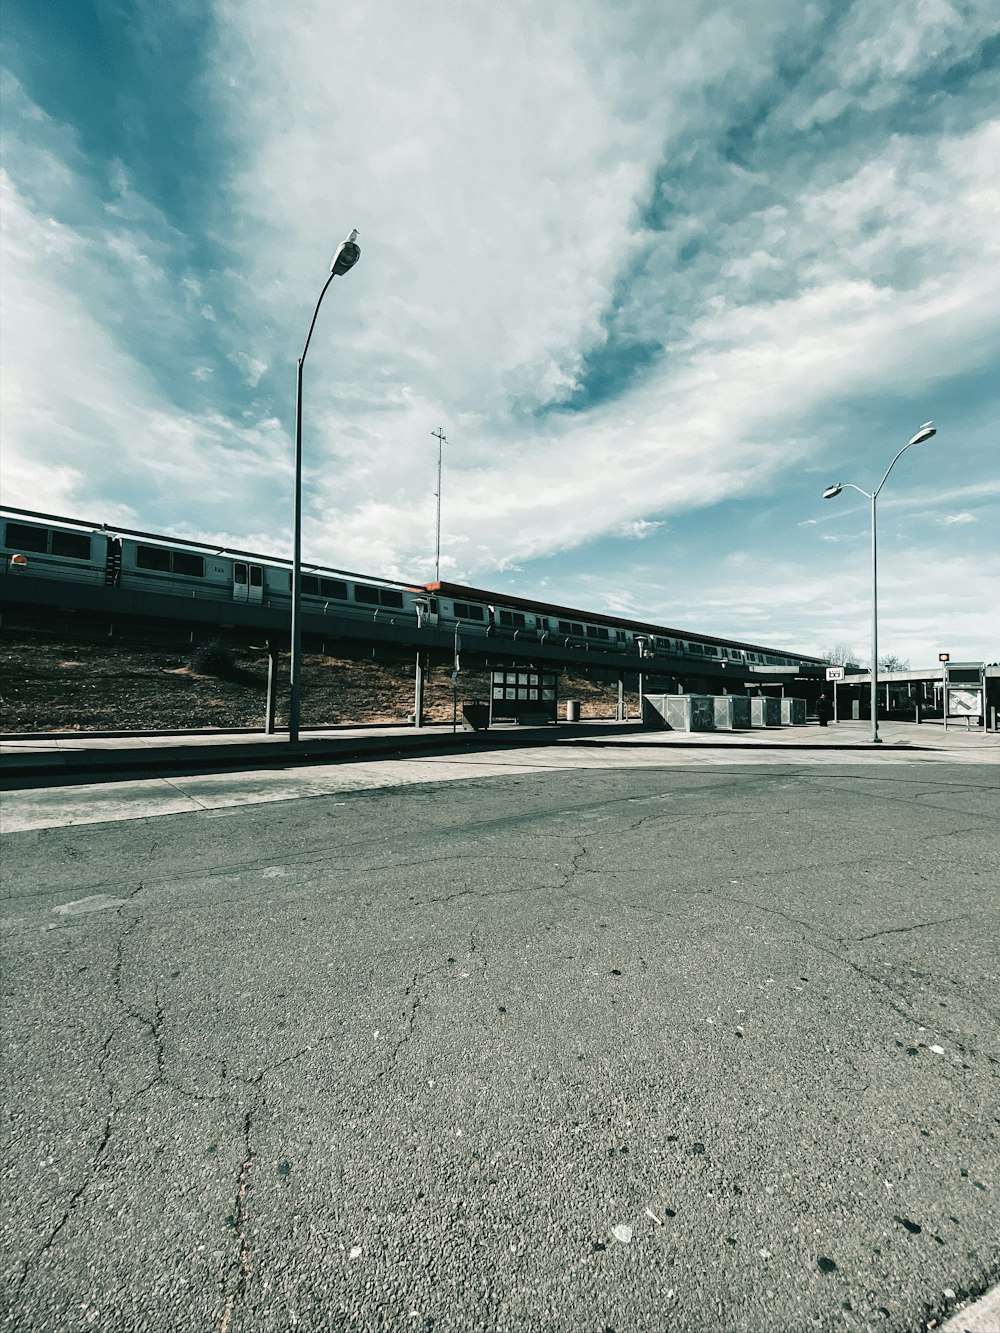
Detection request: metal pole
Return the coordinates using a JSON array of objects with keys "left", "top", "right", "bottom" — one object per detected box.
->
[
  {"left": 451, "top": 626, "right": 460, "bottom": 732},
  {"left": 288, "top": 270, "right": 338, "bottom": 746},
  {"left": 871, "top": 490, "right": 880, "bottom": 743},
  {"left": 290, "top": 355, "right": 304, "bottom": 744},
  {"left": 414, "top": 649, "right": 425, "bottom": 729},
  {"left": 432, "top": 427, "right": 446, "bottom": 583},
  {"left": 265, "top": 638, "right": 278, "bottom": 734}
]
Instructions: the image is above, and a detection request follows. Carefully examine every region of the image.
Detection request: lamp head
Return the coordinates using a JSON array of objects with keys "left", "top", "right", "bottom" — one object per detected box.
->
[
  {"left": 330, "top": 229, "right": 361, "bottom": 277},
  {"left": 822, "top": 483, "right": 843, "bottom": 500},
  {"left": 909, "top": 421, "right": 936, "bottom": 446}
]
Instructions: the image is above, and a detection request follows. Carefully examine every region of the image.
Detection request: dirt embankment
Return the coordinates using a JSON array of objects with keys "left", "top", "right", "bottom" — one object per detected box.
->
[{"left": 0, "top": 618, "right": 626, "bottom": 734}]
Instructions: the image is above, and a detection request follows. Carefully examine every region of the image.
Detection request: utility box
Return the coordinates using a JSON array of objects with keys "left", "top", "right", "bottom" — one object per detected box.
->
[
  {"left": 644, "top": 694, "right": 716, "bottom": 731},
  {"left": 780, "top": 698, "right": 807, "bottom": 726},
  {"left": 750, "top": 696, "right": 782, "bottom": 727},
  {"left": 714, "top": 695, "right": 752, "bottom": 729}
]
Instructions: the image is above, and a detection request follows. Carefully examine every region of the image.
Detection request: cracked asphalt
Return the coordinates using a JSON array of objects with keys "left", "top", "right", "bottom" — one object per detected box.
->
[{"left": 2, "top": 749, "right": 998, "bottom": 1333}]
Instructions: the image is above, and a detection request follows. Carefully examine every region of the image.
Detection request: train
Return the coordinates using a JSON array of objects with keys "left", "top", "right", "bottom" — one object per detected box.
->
[{"left": 1, "top": 506, "right": 824, "bottom": 671}]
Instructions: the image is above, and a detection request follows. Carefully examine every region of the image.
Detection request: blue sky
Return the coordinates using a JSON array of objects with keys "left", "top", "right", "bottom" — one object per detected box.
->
[{"left": 2, "top": 0, "right": 997, "bottom": 664}]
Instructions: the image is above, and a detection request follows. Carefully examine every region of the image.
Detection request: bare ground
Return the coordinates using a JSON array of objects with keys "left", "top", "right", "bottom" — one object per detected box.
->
[{"left": 0, "top": 618, "right": 626, "bottom": 734}]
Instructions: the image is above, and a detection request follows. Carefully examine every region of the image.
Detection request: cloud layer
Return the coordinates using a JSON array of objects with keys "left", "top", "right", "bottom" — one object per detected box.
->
[{"left": 2, "top": 1, "right": 998, "bottom": 662}]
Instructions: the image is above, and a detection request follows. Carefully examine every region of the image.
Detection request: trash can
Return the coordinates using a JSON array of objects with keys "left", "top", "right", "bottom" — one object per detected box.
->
[
  {"left": 461, "top": 701, "right": 490, "bottom": 731},
  {"left": 565, "top": 700, "right": 580, "bottom": 722}
]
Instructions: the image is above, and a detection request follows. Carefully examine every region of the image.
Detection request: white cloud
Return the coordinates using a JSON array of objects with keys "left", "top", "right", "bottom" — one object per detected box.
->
[{"left": 1, "top": 4, "right": 997, "bottom": 663}]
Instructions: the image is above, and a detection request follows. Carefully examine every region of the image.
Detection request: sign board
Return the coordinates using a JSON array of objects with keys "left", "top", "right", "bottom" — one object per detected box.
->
[
  {"left": 825, "top": 666, "right": 845, "bottom": 681},
  {"left": 490, "top": 669, "right": 558, "bottom": 723},
  {"left": 943, "top": 662, "right": 984, "bottom": 730},
  {"left": 947, "top": 686, "right": 982, "bottom": 716},
  {"left": 938, "top": 653, "right": 950, "bottom": 662}
]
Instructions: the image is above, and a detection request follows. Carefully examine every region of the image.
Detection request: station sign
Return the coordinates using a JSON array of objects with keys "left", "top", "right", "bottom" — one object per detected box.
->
[
  {"left": 939, "top": 652, "right": 950, "bottom": 662},
  {"left": 825, "top": 666, "right": 845, "bottom": 681}
]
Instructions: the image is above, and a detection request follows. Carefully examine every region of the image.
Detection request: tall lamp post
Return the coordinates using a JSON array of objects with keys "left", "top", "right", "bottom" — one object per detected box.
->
[
  {"left": 289, "top": 230, "right": 361, "bottom": 745},
  {"left": 822, "top": 420, "right": 936, "bottom": 744}
]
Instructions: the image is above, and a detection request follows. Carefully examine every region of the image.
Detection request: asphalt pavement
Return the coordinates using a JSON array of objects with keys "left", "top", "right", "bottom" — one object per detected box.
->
[{"left": 2, "top": 731, "right": 998, "bottom": 1332}]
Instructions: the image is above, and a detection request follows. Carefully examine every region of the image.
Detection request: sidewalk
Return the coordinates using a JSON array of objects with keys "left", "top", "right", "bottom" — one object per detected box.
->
[
  {"left": 587, "top": 717, "right": 1000, "bottom": 753},
  {"left": 2, "top": 716, "right": 996, "bottom": 788}
]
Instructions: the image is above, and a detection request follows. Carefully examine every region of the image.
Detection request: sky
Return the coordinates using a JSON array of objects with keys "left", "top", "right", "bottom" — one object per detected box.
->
[{"left": 2, "top": 0, "right": 997, "bottom": 666}]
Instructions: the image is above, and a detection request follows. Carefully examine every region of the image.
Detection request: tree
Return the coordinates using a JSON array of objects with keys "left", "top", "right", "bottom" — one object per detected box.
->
[
  {"left": 822, "top": 643, "right": 860, "bottom": 667},
  {"left": 878, "top": 655, "right": 910, "bottom": 672}
]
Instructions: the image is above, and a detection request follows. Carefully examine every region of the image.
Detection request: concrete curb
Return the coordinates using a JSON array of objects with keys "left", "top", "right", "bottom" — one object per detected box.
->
[
  {"left": 0, "top": 723, "right": 637, "bottom": 789},
  {"left": 2, "top": 720, "right": 994, "bottom": 789},
  {"left": 938, "top": 1282, "right": 1000, "bottom": 1332}
]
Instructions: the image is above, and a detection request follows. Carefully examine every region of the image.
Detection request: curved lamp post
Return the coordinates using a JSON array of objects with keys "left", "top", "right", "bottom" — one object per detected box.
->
[
  {"left": 289, "top": 230, "right": 361, "bottom": 744},
  {"left": 822, "top": 421, "right": 936, "bottom": 744}
]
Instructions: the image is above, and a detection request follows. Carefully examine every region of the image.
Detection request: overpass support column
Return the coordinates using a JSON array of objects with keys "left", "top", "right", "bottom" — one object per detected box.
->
[
  {"left": 617, "top": 674, "right": 625, "bottom": 722},
  {"left": 265, "top": 639, "right": 279, "bottom": 735},
  {"left": 414, "top": 650, "right": 425, "bottom": 728}
]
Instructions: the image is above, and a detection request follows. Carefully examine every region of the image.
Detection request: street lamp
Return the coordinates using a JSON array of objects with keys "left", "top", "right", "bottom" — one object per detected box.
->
[
  {"left": 289, "top": 230, "right": 361, "bottom": 745},
  {"left": 822, "top": 421, "right": 936, "bottom": 744}
]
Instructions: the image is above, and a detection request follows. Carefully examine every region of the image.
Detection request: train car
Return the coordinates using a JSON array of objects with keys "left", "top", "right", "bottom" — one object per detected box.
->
[
  {"left": 2, "top": 507, "right": 825, "bottom": 670},
  {"left": 1, "top": 506, "right": 429, "bottom": 626},
  {"left": 425, "top": 580, "right": 822, "bottom": 671},
  {"left": 2, "top": 512, "right": 109, "bottom": 587}
]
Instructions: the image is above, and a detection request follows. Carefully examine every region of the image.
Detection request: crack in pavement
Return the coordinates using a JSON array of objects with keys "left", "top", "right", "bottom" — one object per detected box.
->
[
  {"left": 845, "top": 915, "right": 968, "bottom": 943},
  {"left": 219, "top": 1104, "right": 256, "bottom": 1333},
  {"left": 14, "top": 883, "right": 147, "bottom": 1292}
]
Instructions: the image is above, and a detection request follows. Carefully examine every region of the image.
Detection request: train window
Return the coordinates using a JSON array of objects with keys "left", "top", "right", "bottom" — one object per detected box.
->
[
  {"left": 51, "top": 531, "right": 92, "bottom": 560},
  {"left": 453, "top": 601, "right": 485, "bottom": 622},
  {"left": 702, "top": 645, "right": 718, "bottom": 656},
  {"left": 249, "top": 566, "right": 263, "bottom": 587},
  {"left": 557, "top": 620, "right": 585, "bottom": 636},
  {"left": 321, "top": 578, "right": 348, "bottom": 599},
  {"left": 302, "top": 574, "right": 348, "bottom": 598},
  {"left": 585, "top": 625, "right": 610, "bottom": 640},
  {"left": 173, "top": 552, "right": 205, "bottom": 578},
  {"left": 4, "top": 522, "right": 48, "bottom": 553},
  {"left": 498, "top": 610, "right": 527, "bottom": 628},
  {"left": 354, "top": 584, "right": 404, "bottom": 609},
  {"left": 234, "top": 563, "right": 247, "bottom": 585},
  {"left": 137, "top": 545, "right": 171, "bottom": 572}
]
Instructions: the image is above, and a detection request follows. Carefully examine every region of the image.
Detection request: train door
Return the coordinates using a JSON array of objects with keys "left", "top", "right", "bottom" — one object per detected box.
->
[{"left": 233, "top": 562, "right": 264, "bottom": 603}]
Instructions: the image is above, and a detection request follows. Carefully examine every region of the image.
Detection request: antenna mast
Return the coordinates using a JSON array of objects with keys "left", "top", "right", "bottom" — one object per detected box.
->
[{"left": 431, "top": 427, "right": 447, "bottom": 582}]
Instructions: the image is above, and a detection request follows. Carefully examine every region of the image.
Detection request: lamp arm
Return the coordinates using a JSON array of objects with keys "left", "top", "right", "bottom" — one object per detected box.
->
[
  {"left": 299, "top": 271, "right": 337, "bottom": 367},
  {"left": 841, "top": 482, "right": 873, "bottom": 499},
  {"left": 873, "top": 439, "right": 918, "bottom": 500}
]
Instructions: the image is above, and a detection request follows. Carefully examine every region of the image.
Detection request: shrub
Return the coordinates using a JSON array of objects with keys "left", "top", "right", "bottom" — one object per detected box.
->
[{"left": 190, "top": 638, "right": 240, "bottom": 680}]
